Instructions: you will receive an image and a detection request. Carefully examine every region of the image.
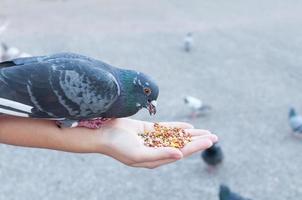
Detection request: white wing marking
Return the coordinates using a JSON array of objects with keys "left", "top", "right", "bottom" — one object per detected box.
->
[
  {"left": 0, "top": 107, "right": 29, "bottom": 117},
  {"left": 0, "top": 97, "right": 33, "bottom": 113}
]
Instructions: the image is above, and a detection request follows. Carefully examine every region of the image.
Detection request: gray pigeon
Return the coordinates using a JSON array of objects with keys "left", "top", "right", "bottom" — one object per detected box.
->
[
  {"left": 0, "top": 52, "right": 159, "bottom": 128},
  {"left": 184, "top": 32, "right": 193, "bottom": 52},
  {"left": 184, "top": 95, "right": 211, "bottom": 118},
  {"left": 289, "top": 107, "right": 302, "bottom": 133},
  {"left": 201, "top": 143, "right": 224, "bottom": 167},
  {"left": 0, "top": 16, "right": 9, "bottom": 36},
  {"left": 219, "top": 185, "right": 251, "bottom": 200}
]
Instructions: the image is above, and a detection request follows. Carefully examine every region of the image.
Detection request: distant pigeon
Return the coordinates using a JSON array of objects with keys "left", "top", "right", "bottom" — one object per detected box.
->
[
  {"left": 184, "top": 95, "right": 211, "bottom": 118},
  {"left": 201, "top": 143, "right": 223, "bottom": 167},
  {"left": 0, "top": 17, "right": 9, "bottom": 35},
  {"left": 183, "top": 32, "right": 193, "bottom": 52},
  {"left": 288, "top": 107, "right": 302, "bottom": 134},
  {"left": 0, "top": 52, "right": 159, "bottom": 128},
  {"left": 1, "top": 43, "right": 31, "bottom": 62},
  {"left": 219, "top": 184, "right": 251, "bottom": 200}
]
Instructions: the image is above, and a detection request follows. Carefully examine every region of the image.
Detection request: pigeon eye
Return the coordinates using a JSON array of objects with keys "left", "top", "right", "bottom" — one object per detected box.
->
[{"left": 144, "top": 88, "right": 151, "bottom": 96}]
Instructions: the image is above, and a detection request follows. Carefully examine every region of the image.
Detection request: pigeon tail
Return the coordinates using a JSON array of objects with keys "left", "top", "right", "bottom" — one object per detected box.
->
[
  {"left": 199, "top": 104, "right": 212, "bottom": 111},
  {"left": 294, "top": 124, "right": 302, "bottom": 133},
  {"left": 0, "top": 60, "right": 15, "bottom": 68}
]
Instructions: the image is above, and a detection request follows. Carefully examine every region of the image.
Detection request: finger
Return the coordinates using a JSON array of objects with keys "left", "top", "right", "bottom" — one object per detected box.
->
[
  {"left": 144, "top": 121, "right": 194, "bottom": 131},
  {"left": 159, "top": 122, "right": 194, "bottom": 129},
  {"left": 181, "top": 138, "right": 214, "bottom": 158},
  {"left": 132, "top": 147, "right": 183, "bottom": 163},
  {"left": 185, "top": 129, "right": 212, "bottom": 136},
  {"left": 192, "top": 134, "right": 218, "bottom": 141},
  {"left": 131, "top": 135, "right": 217, "bottom": 167},
  {"left": 131, "top": 158, "right": 179, "bottom": 169}
]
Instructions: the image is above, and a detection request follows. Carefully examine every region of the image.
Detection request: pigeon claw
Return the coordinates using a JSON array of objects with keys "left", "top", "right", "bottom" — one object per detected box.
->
[{"left": 78, "top": 118, "right": 111, "bottom": 129}]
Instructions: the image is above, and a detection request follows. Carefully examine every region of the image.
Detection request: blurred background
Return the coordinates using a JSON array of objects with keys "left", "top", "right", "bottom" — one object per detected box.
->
[{"left": 1, "top": 0, "right": 302, "bottom": 199}]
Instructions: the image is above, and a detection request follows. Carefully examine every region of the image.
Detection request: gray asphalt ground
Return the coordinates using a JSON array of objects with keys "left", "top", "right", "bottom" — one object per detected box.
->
[{"left": 1, "top": 0, "right": 302, "bottom": 199}]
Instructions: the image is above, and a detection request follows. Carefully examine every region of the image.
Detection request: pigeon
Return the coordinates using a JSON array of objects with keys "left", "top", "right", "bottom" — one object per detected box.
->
[
  {"left": 0, "top": 52, "right": 159, "bottom": 128},
  {"left": 183, "top": 32, "right": 193, "bottom": 52},
  {"left": 184, "top": 95, "right": 211, "bottom": 118},
  {"left": 288, "top": 107, "right": 302, "bottom": 134},
  {"left": 219, "top": 184, "right": 251, "bottom": 200},
  {"left": 1, "top": 43, "right": 31, "bottom": 62},
  {"left": 0, "top": 17, "right": 9, "bottom": 35},
  {"left": 201, "top": 143, "right": 223, "bottom": 167}
]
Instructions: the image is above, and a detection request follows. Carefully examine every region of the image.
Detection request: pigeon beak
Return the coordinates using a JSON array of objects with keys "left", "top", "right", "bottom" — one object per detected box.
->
[{"left": 148, "top": 100, "right": 157, "bottom": 115}]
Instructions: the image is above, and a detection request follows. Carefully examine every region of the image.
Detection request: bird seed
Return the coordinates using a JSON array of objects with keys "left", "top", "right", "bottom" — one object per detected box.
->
[{"left": 138, "top": 123, "right": 192, "bottom": 148}]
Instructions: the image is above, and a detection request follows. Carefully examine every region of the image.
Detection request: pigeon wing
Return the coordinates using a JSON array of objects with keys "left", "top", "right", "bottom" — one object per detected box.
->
[{"left": 0, "top": 58, "right": 120, "bottom": 119}]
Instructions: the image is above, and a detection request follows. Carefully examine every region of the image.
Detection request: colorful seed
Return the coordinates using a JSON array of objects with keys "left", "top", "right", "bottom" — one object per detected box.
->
[{"left": 138, "top": 123, "right": 192, "bottom": 148}]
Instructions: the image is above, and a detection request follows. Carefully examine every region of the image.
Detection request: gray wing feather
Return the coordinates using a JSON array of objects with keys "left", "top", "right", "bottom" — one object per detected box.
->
[
  {"left": 50, "top": 61, "right": 119, "bottom": 118},
  {"left": 0, "top": 56, "right": 119, "bottom": 119},
  {"left": 0, "top": 52, "right": 108, "bottom": 68}
]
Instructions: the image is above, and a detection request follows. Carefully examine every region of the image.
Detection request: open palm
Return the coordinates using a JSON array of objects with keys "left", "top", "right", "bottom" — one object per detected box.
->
[{"left": 97, "top": 118, "right": 218, "bottom": 168}]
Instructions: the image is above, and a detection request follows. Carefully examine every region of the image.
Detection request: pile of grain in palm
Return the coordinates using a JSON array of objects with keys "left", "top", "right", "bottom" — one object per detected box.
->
[{"left": 138, "top": 123, "right": 192, "bottom": 148}]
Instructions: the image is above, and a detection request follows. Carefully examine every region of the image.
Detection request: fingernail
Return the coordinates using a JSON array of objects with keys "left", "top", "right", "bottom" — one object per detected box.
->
[{"left": 212, "top": 134, "right": 218, "bottom": 142}]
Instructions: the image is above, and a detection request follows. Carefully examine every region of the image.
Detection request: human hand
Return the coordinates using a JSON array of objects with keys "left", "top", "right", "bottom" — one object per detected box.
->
[
  {"left": 0, "top": 116, "right": 217, "bottom": 169},
  {"left": 96, "top": 118, "right": 218, "bottom": 169}
]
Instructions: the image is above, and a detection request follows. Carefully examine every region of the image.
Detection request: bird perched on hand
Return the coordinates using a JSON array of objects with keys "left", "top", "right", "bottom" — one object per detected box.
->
[
  {"left": 0, "top": 52, "right": 159, "bottom": 128},
  {"left": 184, "top": 95, "right": 211, "bottom": 119},
  {"left": 201, "top": 143, "right": 223, "bottom": 168},
  {"left": 1, "top": 43, "right": 31, "bottom": 62},
  {"left": 288, "top": 107, "right": 302, "bottom": 135},
  {"left": 183, "top": 32, "right": 193, "bottom": 52},
  {"left": 219, "top": 184, "right": 251, "bottom": 200}
]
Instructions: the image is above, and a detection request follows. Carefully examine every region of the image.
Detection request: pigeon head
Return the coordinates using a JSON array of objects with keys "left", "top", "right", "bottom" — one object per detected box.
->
[
  {"left": 113, "top": 69, "right": 159, "bottom": 117},
  {"left": 184, "top": 97, "right": 189, "bottom": 104},
  {"left": 289, "top": 107, "right": 297, "bottom": 118},
  {"left": 187, "top": 32, "right": 192, "bottom": 37},
  {"left": 184, "top": 96, "right": 195, "bottom": 104},
  {"left": 131, "top": 71, "right": 159, "bottom": 115},
  {"left": 219, "top": 184, "right": 231, "bottom": 199}
]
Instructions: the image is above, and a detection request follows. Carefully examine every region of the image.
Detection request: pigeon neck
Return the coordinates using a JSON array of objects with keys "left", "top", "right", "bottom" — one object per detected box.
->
[
  {"left": 219, "top": 186, "right": 231, "bottom": 198},
  {"left": 118, "top": 69, "right": 137, "bottom": 96},
  {"left": 105, "top": 69, "right": 140, "bottom": 117}
]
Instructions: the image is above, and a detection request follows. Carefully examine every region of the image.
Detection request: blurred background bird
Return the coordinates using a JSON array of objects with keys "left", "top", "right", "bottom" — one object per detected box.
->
[
  {"left": 0, "top": 16, "right": 9, "bottom": 35},
  {"left": 0, "top": 42, "right": 31, "bottom": 62},
  {"left": 183, "top": 32, "right": 193, "bottom": 52},
  {"left": 184, "top": 95, "right": 211, "bottom": 119},
  {"left": 288, "top": 107, "right": 302, "bottom": 136},
  {"left": 201, "top": 143, "right": 224, "bottom": 170},
  {"left": 219, "top": 184, "right": 252, "bottom": 200}
]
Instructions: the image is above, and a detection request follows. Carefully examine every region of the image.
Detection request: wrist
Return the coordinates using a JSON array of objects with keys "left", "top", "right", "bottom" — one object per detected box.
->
[{"left": 90, "top": 122, "right": 119, "bottom": 156}]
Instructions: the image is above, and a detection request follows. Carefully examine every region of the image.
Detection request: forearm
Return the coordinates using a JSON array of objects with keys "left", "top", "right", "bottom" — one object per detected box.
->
[
  {"left": 0, "top": 116, "right": 101, "bottom": 153},
  {"left": 0, "top": 116, "right": 218, "bottom": 168}
]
